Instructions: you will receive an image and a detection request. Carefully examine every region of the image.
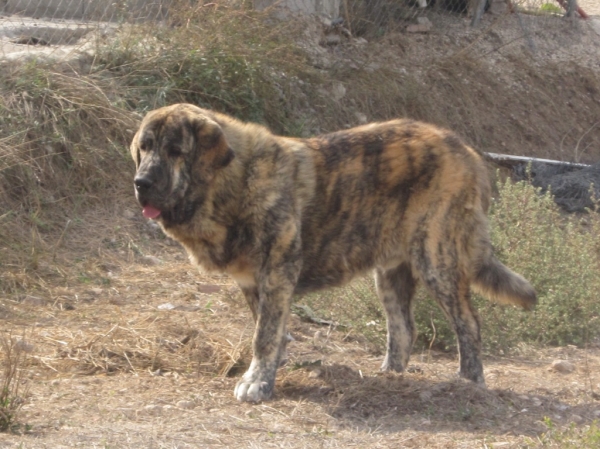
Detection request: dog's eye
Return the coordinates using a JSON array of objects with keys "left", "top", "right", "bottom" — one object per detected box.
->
[
  {"left": 168, "top": 146, "right": 182, "bottom": 157},
  {"left": 140, "top": 138, "right": 153, "bottom": 151}
]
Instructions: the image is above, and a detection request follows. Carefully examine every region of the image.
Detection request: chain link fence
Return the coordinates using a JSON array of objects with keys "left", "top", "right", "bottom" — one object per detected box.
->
[
  {"left": 0, "top": 0, "right": 169, "bottom": 60},
  {"left": 0, "top": 0, "right": 594, "bottom": 62}
]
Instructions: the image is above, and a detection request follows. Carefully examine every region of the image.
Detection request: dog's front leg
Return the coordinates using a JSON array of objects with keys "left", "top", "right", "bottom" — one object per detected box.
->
[{"left": 234, "top": 268, "right": 297, "bottom": 402}]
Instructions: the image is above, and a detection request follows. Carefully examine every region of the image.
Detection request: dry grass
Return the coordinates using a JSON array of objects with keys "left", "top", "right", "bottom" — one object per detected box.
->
[
  {"left": 1, "top": 3, "right": 600, "bottom": 446},
  {"left": 0, "top": 63, "right": 138, "bottom": 275},
  {"left": 0, "top": 332, "right": 30, "bottom": 432},
  {"left": 3, "top": 242, "right": 600, "bottom": 446}
]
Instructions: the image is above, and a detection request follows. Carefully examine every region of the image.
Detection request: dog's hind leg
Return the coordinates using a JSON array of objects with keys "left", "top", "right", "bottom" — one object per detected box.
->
[
  {"left": 375, "top": 262, "right": 418, "bottom": 373},
  {"left": 412, "top": 232, "right": 485, "bottom": 384}
]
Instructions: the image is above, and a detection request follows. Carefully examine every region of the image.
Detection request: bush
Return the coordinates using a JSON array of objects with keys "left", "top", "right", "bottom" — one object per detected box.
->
[
  {"left": 0, "top": 334, "right": 29, "bottom": 432},
  {"left": 302, "top": 178, "right": 600, "bottom": 354},
  {"left": 94, "top": 3, "right": 313, "bottom": 132}
]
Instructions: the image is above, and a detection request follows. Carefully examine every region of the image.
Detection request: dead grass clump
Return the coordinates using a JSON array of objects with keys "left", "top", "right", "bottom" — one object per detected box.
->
[
  {"left": 28, "top": 301, "right": 252, "bottom": 379},
  {"left": 0, "top": 61, "right": 138, "bottom": 271},
  {"left": 0, "top": 333, "right": 30, "bottom": 432},
  {"left": 94, "top": 0, "right": 314, "bottom": 133},
  {"left": 0, "top": 3, "right": 322, "bottom": 301}
]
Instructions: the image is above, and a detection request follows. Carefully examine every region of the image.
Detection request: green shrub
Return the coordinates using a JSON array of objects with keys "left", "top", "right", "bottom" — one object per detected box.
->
[
  {"left": 301, "top": 178, "right": 600, "bottom": 354},
  {"left": 539, "top": 3, "right": 564, "bottom": 15},
  {"left": 0, "top": 334, "right": 29, "bottom": 432},
  {"left": 95, "top": 4, "right": 313, "bottom": 132},
  {"left": 528, "top": 418, "right": 600, "bottom": 448}
]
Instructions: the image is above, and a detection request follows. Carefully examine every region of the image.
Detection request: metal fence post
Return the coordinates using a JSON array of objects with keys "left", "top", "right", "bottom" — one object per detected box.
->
[{"left": 470, "top": 0, "right": 488, "bottom": 27}]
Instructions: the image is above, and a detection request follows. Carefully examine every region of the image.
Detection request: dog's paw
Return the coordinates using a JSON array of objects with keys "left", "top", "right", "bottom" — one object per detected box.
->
[
  {"left": 234, "top": 370, "right": 275, "bottom": 402},
  {"left": 380, "top": 355, "right": 406, "bottom": 373}
]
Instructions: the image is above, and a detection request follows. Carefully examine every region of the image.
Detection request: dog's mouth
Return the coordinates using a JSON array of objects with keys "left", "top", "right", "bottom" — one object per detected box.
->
[{"left": 142, "top": 205, "right": 162, "bottom": 219}]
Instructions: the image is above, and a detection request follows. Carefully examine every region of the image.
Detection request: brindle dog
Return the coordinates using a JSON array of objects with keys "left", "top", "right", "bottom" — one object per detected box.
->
[{"left": 130, "top": 103, "right": 536, "bottom": 402}]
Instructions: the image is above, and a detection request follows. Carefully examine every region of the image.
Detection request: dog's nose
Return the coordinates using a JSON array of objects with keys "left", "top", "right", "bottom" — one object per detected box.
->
[{"left": 134, "top": 176, "right": 153, "bottom": 190}]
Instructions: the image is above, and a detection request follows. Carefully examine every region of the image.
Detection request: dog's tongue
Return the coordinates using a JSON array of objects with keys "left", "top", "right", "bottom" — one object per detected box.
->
[{"left": 142, "top": 205, "right": 161, "bottom": 219}]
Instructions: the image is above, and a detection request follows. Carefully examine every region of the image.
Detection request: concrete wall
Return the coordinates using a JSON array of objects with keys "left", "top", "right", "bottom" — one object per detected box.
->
[
  {"left": 0, "top": 0, "right": 172, "bottom": 21},
  {"left": 254, "top": 0, "right": 340, "bottom": 18}
]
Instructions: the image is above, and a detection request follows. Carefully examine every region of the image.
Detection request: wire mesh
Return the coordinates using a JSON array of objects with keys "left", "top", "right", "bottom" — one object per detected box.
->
[{"left": 0, "top": 0, "right": 593, "bottom": 62}]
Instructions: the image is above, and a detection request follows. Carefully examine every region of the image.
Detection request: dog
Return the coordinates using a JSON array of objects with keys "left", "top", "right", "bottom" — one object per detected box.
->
[{"left": 130, "top": 103, "right": 536, "bottom": 402}]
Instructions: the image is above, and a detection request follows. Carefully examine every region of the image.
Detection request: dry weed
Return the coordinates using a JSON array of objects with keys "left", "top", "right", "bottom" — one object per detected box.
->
[{"left": 0, "top": 332, "right": 30, "bottom": 432}]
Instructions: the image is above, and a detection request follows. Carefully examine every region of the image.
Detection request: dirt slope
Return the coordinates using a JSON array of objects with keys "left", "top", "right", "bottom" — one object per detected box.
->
[
  {"left": 1, "top": 6, "right": 600, "bottom": 449},
  {"left": 0, "top": 217, "right": 599, "bottom": 448}
]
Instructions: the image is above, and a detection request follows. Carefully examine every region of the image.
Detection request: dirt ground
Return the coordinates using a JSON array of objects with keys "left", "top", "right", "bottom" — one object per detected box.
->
[
  {"left": 579, "top": 0, "right": 600, "bottom": 16},
  {"left": 2, "top": 224, "right": 600, "bottom": 448},
  {"left": 1, "top": 4, "right": 600, "bottom": 449}
]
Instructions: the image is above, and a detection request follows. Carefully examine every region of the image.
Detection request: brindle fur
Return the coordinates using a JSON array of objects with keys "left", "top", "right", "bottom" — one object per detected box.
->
[{"left": 130, "top": 103, "right": 536, "bottom": 402}]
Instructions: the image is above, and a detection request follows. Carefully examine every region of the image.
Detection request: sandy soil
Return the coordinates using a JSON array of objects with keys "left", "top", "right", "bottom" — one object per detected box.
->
[
  {"left": 1, "top": 4, "right": 600, "bottom": 448},
  {"left": 579, "top": 0, "right": 600, "bottom": 16},
  {"left": 0, "top": 209, "right": 599, "bottom": 448}
]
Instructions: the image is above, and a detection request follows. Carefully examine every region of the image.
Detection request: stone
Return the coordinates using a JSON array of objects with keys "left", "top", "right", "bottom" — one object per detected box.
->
[
  {"left": 331, "top": 82, "right": 346, "bottom": 101},
  {"left": 323, "top": 34, "right": 341, "bottom": 46},
  {"left": 140, "top": 255, "right": 162, "bottom": 266},
  {"left": 406, "top": 24, "right": 432, "bottom": 33},
  {"left": 550, "top": 360, "right": 575, "bottom": 374},
  {"left": 354, "top": 112, "right": 368, "bottom": 124},
  {"left": 308, "top": 369, "right": 322, "bottom": 378},
  {"left": 142, "top": 404, "right": 163, "bottom": 416},
  {"left": 176, "top": 400, "right": 196, "bottom": 410},
  {"left": 22, "top": 295, "right": 45, "bottom": 306},
  {"left": 419, "top": 390, "right": 432, "bottom": 402}
]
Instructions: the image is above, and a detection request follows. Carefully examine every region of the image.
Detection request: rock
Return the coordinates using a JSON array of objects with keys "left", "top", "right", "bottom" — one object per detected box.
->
[
  {"left": 591, "top": 18, "right": 600, "bottom": 38},
  {"left": 571, "top": 414, "right": 583, "bottom": 424},
  {"left": 319, "top": 17, "right": 332, "bottom": 27},
  {"left": 553, "top": 403, "right": 569, "bottom": 412},
  {"left": 142, "top": 404, "right": 163, "bottom": 416},
  {"left": 355, "top": 112, "right": 368, "bottom": 124},
  {"left": 550, "top": 360, "right": 575, "bottom": 374},
  {"left": 406, "top": 23, "right": 432, "bottom": 33},
  {"left": 122, "top": 209, "right": 136, "bottom": 220},
  {"left": 140, "top": 255, "right": 162, "bottom": 266},
  {"left": 331, "top": 82, "right": 346, "bottom": 101},
  {"left": 416, "top": 17, "right": 432, "bottom": 27},
  {"left": 323, "top": 34, "right": 341, "bottom": 46},
  {"left": 22, "top": 295, "right": 45, "bottom": 306},
  {"left": 308, "top": 369, "right": 323, "bottom": 378},
  {"left": 197, "top": 284, "right": 221, "bottom": 294},
  {"left": 15, "top": 340, "right": 35, "bottom": 353},
  {"left": 176, "top": 400, "right": 196, "bottom": 410},
  {"left": 419, "top": 390, "right": 432, "bottom": 402},
  {"left": 314, "top": 330, "right": 324, "bottom": 341},
  {"left": 407, "top": 17, "right": 433, "bottom": 34},
  {"left": 157, "top": 303, "right": 176, "bottom": 311}
]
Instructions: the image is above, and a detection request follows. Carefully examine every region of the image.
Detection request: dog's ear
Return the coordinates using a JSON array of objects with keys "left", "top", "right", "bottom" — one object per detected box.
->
[
  {"left": 130, "top": 129, "right": 142, "bottom": 167},
  {"left": 193, "top": 115, "right": 235, "bottom": 170}
]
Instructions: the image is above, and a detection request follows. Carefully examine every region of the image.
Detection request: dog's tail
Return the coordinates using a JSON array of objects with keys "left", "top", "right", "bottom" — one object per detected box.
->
[{"left": 472, "top": 256, "right": 537, "bottom": 310}]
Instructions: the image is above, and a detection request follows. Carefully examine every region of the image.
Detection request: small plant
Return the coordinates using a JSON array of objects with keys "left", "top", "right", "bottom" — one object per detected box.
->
[
  {"left": 539, "top": 3, "right": 563, "bottom": 15},
  {"left": 0, "top": 334, "right": 29, "bottom": 432},
  {"left": 529, "top": 419, "right": 600, "bottom": 447},
  {"left": 303, "top": 177, "right": 600, "bottom": 355}
]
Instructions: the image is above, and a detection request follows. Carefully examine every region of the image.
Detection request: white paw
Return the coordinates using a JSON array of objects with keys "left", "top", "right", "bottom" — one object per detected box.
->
[{"left": 234, "top": 378, "right": 271, "bottom": 402}]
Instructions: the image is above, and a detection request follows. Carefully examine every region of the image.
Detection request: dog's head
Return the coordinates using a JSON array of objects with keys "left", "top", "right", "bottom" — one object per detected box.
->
[{"left": 130, "top": 104, "right": 234, "bottom": 226}]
